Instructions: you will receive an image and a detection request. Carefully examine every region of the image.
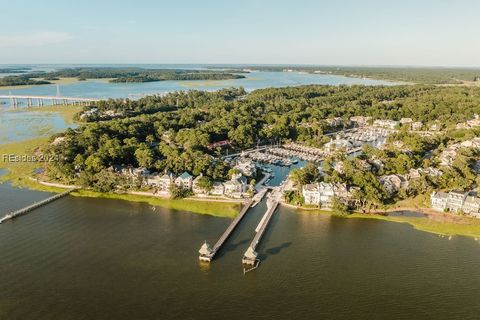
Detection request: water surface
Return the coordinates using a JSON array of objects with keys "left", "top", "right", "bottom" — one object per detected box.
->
[{"left": 0, "top": 182, "right": 479, "bottom": 320}]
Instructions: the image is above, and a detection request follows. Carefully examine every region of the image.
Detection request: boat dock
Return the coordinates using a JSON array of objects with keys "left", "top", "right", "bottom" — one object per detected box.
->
[
  {"left": 0, "top": 188, "right": 77, "bottom": 224},
  {"left": 199, "top": 198, "right": 254, "bottom": 262},
  {"left": 242, "top": 198, "right": 280, "bottom": 269}
]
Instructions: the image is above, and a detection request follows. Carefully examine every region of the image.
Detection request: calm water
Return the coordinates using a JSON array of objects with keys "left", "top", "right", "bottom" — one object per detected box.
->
[
  {"left": 0, "top": 65, "right": 394, "bottom": 144},
  {"left": 1, "top": 182, "right": 480, "bottom": 320}
]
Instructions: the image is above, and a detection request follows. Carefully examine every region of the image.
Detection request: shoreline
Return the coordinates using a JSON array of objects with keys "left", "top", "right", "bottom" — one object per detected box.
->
[{"left": 283, "top": 201, "right": 480, "bottom": 239}]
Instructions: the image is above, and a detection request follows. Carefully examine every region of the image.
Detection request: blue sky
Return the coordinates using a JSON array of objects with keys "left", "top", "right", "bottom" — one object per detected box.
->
[{"left": 1, "top": 0, "right": 479, "bottom": 66}]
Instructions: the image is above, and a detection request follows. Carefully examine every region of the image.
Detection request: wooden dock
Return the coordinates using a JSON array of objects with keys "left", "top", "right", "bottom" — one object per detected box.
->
[
  {"left": 0, "top": 188, "right": 77, "bottom": 224},
  {"left": 242, "top": 199, "right": 280, "bottom": 267},
  {"left": 199, "top": 199, "right": 254, "bottom": 262}
]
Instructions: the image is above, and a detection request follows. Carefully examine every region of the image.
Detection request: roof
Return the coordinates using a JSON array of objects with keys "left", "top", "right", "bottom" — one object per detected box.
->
[
  {"left": 303, "top": 183, "right": 318, "bottom": 192},
  {"left": 432, "top": 191, "right": 448, "bottom": 199},
  {"left": 178, "top": 172, "right": 193, "bottom": 180}
]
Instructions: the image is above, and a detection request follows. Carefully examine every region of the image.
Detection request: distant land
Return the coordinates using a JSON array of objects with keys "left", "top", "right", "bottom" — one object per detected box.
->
[
  {"left": 0, "top": 67, "right": 246, "bottom": 87},
  {"left": 2, "top": 65, "right": 480, "bottom": 87},
  {"left": 211, "top": 65, "right": 480, "bottom": 85}
]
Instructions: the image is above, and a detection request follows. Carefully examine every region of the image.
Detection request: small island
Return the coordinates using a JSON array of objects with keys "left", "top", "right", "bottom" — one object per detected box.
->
[{"left": 0, "top": 67, "right": 246, "bottom": 87}]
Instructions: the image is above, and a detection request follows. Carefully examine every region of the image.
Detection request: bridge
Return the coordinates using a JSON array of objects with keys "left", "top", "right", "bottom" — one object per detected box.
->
[{"left": 0, "top": 94, "right": 100, "bottom": 107}]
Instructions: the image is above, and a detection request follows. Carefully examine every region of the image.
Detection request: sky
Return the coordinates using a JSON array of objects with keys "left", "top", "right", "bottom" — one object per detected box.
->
[{"left": 0, "top": 0, "right": 479, "bottom": 66}]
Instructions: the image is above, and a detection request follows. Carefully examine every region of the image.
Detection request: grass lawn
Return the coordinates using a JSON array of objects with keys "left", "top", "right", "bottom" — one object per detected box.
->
[{"left": 73, "top": 190, "right": 241, "bottom": 218}]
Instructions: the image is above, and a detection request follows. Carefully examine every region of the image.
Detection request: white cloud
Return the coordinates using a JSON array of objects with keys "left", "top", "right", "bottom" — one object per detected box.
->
[{"left": 0, "top": 32, "right": 72, "bottom": 48}]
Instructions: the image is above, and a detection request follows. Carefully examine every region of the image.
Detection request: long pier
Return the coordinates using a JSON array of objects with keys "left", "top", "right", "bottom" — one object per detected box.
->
[
  {"left": 0, "top": 188, "right": 77, "bottom": 224},
  {"left": 0, "top": 95, "right": 100, "bottom": 107},
  {"left": 242, "top": 199, "right": 280, "bottom": 267},
  {"left": 199, "top": 199, "right": 254, "bottom": 262}
]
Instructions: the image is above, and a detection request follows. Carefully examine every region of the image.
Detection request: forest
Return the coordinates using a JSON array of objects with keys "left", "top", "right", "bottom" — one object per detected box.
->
[
  {"left": 0, "top": 67, "right": 245, "bottom": 86},
  {"left": 44, "top": 84, "right": 480, "bottom": 194},
  {"left": 230, "top": 65, "right": 480, "bottom": 84}
]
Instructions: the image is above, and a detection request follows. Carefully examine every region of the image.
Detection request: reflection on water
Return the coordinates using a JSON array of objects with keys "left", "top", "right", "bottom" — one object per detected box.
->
[{"left": 0, "top": 183, "right": 480, "bottom": 320}]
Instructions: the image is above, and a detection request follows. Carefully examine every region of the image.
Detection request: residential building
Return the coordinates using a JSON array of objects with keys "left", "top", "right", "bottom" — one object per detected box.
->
[
  {"left": 431, "top": 191, "right": 449, "bottom": 211},
  {"left": 446, "top": 191, "right": 467, "bottom": 213},
  {"left": 431, "top": 190, "right": 480, "bottom": 217},
  {"left": 462, "top": 196, "right": 480, "bottom": 216},
  {"left": 210, "top": 182, "right": 225, "bottom": 196},
  {"left": 175, "top": 172, "right": 193, "bottom": 189},
  {"left": 302, "top": 182, "right": 335, "bottom": 206},
  {"left": 373, "top": 119, "right": 399, "bottom": 129},
  {"left": 378, "top": 174, "right": 408, "bottom": 193},
  {"left": 224, "top": 173, "right": 248, "bottom": 196},
  {"left": 147, "top": 173, "right": 174, "bottom": 192}
]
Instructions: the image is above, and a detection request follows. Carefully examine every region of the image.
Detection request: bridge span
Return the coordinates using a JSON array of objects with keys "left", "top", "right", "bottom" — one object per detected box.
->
[{"left": 0, "top": 95, "right": 100, "bottom": 107}]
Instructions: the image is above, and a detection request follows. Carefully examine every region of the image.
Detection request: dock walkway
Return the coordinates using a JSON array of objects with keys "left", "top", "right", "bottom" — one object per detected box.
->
[
  {"left": 199, "top": 199, "right": 254, "bottom": 262},
  {"left": 242, "top": 199, "right": 280, "bottom": 266},
  {"left": 0, "top": 188, "right": 77, "bottom": 224}
]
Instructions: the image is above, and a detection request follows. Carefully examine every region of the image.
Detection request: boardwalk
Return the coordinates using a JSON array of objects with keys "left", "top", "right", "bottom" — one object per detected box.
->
[
  {"left": 0, "top": 188, "right": 77, "bottom": 224},
  {"left": 199, "top": 199, "right": 254, "bottom": 262},
  {"left": 242, "top": 199, "right": 280, "bottom": 267},
  {"left": 0, "top": 95, "right": 100, "bottom": 107}
]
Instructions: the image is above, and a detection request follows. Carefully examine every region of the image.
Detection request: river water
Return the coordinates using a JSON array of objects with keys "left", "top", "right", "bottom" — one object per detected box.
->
[{"left": 1, "top": 182, "right": 480, "bottom": 320}]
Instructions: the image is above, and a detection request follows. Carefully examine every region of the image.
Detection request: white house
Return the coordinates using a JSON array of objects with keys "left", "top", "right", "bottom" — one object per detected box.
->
[
  {"left": 175, "top": 172, "right": 193, "bottom": 189},
  {"left": 430, "top": 191, "right": 449, "bottom": 211},
  {"left": 430, "top": 190, "right": 468, "bottom": 213},
  {"left": 462, "top": 196, "right": 480, "bottom": 216},
  {"left": 146, "top": 173, "right": 174, "bottom": 192},
  {"left": 446, "top": 191, "right": 467, "bottom": 213},
  {"left": 210, "top": 182, "right": 225, "bottom": 196},
  {"left": 302, "top": 182, "right": 335, "bottom": 206},
  {"left": 224, "top": 173, "right": 248, "bottom": 196}
]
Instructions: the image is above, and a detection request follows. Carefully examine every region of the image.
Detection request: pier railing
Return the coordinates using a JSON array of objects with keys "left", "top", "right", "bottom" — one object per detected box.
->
[{"left": 0, "top": 188, "right": 77, "bottom": 224}]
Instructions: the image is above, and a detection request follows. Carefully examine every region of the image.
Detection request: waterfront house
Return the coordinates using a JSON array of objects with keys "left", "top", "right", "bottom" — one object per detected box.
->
[
  {"left": 224, "top": 173, "right": 248, "bottom": 197},
  {"left": 148, "top": 173, "right": 174, "bottom": 192},
  {"left": 430, "top": 191, "right": 449, "bottom": 211},
  {"left": 431, "top": 190, "right": 480, "bottom": 217},
  {"left": 175, "top": 172, "right": 193, "bottom": 189},
  {"left": 302, "top": 182, "right": 335, "bottom": 206},
  {"left": 192, "top": 175, "right": 206, "bottom": 194},
  {"left": 462, "top": 196, "right": 480, "bottom": 216},
  {"left": 210, "top": 181, "right": 225, "bottom": 196},
  {"left": 446, "top": 191, "right": 467, "bottom": 213}
]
